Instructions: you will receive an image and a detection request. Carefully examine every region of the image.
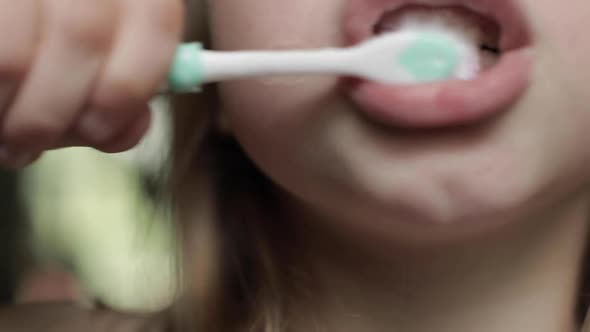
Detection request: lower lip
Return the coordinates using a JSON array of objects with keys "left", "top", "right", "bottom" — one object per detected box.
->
[{"left": 347, "top": 48, "right": 532, "bottom": 128}]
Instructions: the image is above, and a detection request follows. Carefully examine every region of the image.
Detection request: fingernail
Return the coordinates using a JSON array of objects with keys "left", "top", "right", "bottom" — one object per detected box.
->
[
  {"left": 78, "top": 110, "right": 116, "bottom": 143},
  {"left": 0, "top": 146, "right": 37, "bottom": 169}
]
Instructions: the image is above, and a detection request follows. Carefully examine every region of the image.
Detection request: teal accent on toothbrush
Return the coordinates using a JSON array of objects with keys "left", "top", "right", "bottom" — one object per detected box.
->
[
  {"left": 397, "top": 33, "right": 460, "bottom": 83},
  {"left": 162, "top": 30, "right": 478, "bottom": 93},
  {"left": 167, "top": 43, "right": 204, "bottom": 93}
]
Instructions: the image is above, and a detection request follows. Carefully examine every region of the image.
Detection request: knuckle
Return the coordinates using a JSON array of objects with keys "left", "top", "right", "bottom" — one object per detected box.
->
[
  {"left": 94, "top": 77, "right": 148, "bottom": 110},
  {"left": 96, "top": 134, "right": 141, "bottom": 153},
  {"left": 0, "top": 1, "right": 38, "bottom": 79},
  {"left": 0, "top": 51, "right": 33, "bottom": 80},
  {"left": 56, "top": 1, "right": 117, "bottom": 52},
  {"left": 0, "top": 150, "right": 40, "bottom": 170},
  {"left": 144, "top": 0, "right": 184, "bottom": 36},
  {"left": 96, "top": 116, "right": 150, "bottom": 153},
  {"left": 3, "top": 118, "right": 62, "bottom": 149}
]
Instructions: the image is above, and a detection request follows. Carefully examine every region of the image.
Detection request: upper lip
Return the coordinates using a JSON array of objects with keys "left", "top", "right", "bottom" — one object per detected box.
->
[{"left": 344, "top": 0, "right": 531, "bottom": 51}]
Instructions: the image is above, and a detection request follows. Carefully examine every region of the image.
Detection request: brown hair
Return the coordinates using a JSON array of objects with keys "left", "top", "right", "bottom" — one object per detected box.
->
[
  {"left": 167, "top": 3, "right": 299, "bottom": 331},
  {"left": 170, "top": 89, "right": 298, "bottom": 332}
]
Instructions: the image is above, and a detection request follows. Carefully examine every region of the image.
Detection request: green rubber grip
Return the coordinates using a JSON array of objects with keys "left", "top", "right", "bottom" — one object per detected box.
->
[
  {"left": 397, "top": 32, "right": 459, "bottom": 83},
  {"left": 167, "top": 42, "right": 204, "bottom": 93}
]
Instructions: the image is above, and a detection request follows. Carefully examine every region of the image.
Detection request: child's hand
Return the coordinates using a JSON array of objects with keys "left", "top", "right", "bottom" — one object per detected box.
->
[{"left": 0, "top": 0, "right": 184, "bottom": 168}]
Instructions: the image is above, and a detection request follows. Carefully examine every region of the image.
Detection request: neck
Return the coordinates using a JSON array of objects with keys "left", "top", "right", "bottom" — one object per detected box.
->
[{"left": 284, "top": 197, "right": 590, "bottom": 332}]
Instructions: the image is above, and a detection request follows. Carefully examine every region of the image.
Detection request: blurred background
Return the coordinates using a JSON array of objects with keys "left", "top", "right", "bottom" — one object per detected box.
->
[{"left": 0, "top": 98, "right": 178, "bottom": 312}]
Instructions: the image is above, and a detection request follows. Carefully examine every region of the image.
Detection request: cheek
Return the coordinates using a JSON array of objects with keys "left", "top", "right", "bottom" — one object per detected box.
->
[
  {"left": 521, "top": 0, "right": 590, "bottom": 173},
  {"left": 208, "top": 0, "right": 344, "bottom": 50},
  {"left": 208, "top": 0, "right": 348, "bottom": 167},
  {"left": 524, "top": 0, "right": 590, "bottom": 85},
  {"left": 207, "top": 0, "right": 344, "bottom": 152},
  {"left": 218, "top": 77, "right": 342, "bottom": 174}
]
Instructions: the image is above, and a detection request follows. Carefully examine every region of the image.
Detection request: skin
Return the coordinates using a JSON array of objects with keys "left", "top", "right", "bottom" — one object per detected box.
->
[
  {"left": 208, "top": 0, "right": 590, "bottom": 331},
  {"left": 0, "top": 0, "right": 184, "bottom": 167}
]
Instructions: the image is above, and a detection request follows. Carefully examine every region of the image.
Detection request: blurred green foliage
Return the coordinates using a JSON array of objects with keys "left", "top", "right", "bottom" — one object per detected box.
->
[{"left": 22, "top": 148, "right": 177, "bottom": 311}]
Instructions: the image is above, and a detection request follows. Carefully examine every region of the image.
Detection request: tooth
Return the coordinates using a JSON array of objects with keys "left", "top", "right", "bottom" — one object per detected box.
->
[{"left": 377, "top": 7, "right": 501, "bottom": 57}]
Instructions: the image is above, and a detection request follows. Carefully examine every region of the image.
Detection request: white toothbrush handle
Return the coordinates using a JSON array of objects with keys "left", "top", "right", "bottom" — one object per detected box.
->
[
  {"left": 163, "top": 45, "right": 358, "bottom": 93},
  {"left": 199, "top": 48, "right": 356, "bottom": 84},
  {"left": 164, "top": 31, "right": 472, "bottom": 93}
]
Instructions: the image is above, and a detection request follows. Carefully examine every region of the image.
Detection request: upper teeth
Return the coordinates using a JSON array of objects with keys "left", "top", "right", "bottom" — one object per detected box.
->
[{"left": 376, "top": 7, "right": 501, "bottom": 69}]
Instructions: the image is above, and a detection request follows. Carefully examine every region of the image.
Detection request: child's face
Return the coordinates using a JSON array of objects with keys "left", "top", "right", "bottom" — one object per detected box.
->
[{"left": 208, "top": 0, "right": 590, "bottom": 241}]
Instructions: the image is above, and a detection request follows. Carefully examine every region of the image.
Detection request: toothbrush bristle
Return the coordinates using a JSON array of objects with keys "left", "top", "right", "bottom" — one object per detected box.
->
[
  {"left": 355, "top": 26, "right": 481, "bottom": 84},
  {"left": 393, "top": 18, "right": 482, "bottom": 80}
]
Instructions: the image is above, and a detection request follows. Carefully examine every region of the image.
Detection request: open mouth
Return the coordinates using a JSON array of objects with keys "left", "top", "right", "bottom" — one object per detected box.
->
[{"left": 345, "top": 0, "right": 533, "bottom": 128}]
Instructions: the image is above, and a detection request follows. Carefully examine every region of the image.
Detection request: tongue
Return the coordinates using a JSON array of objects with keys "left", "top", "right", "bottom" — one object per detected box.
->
[{"left": 375, "top": 6, "right": 501, "bottom": 70}]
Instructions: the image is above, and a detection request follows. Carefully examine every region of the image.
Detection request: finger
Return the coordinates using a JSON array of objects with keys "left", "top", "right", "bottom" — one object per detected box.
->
[
  {"left": 76, "top": 0, "right": 183, "bottom": 145},
  {"left": 0, "top": 0, "right": 40, "bottom": 111},
  {"left": 0, "top": 146, "right": 41, "bottom": 169},
  {"left": 1, "top": 0, "right": 119, "bottom": 151},
  {"left": 16, "top": 268, "right": 86, "bottom": 304},
  {"left": 95, "top": 108, "right": 152, "bottom": 153},
  {"left": 53, "top": 107, "right": 151, "bottom": 152}
]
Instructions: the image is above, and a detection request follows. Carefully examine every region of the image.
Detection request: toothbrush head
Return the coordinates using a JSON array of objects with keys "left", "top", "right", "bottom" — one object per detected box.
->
[
  {"left": 354, "top": 29, "right": 480, "bottom": 84},
  {"left": 397, "top": 32, "right": 460, "bottom": 82}
]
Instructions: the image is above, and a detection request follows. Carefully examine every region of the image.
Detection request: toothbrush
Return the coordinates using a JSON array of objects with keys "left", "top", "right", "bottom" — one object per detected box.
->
[{"left": 165, "top": 29, "right": 480, "bottom": 93}]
